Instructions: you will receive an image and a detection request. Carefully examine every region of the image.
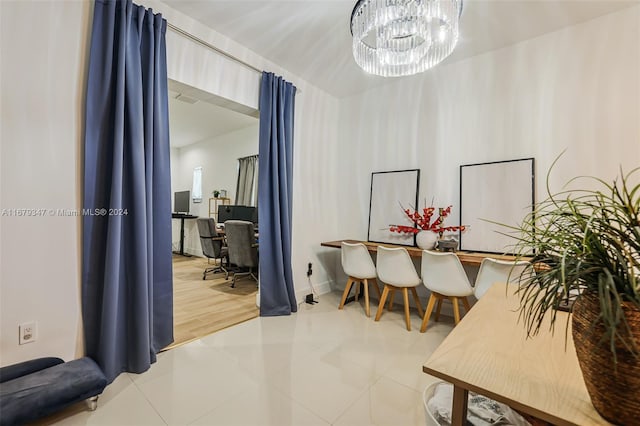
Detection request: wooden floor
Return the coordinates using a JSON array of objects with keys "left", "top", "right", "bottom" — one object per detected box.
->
[{"left": 165, "top": 255, "right": 259, "bottom": 350}]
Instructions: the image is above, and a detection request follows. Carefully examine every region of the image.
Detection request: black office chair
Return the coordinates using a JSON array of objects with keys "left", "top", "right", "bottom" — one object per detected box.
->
[
  {"left": 224, "top": 220, "right": 258, "bottom": 288},
  {"left": 196, "top": 218, "right": 228, "bottom": 280}
]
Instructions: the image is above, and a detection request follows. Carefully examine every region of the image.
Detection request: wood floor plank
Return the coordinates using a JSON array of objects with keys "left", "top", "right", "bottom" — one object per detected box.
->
[{"left": 164, "top": 255, "right": 259, "bottom": 350}]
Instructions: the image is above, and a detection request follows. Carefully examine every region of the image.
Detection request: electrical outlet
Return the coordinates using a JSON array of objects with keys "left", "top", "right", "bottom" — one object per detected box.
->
[
  {"left": 19, "top": 321, "right": 37, "bottom": 345},
  {"left": 307, "top": 262, "right": 313, "bottom": 277}
]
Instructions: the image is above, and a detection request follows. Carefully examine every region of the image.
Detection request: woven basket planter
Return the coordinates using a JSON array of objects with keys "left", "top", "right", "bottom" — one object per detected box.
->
[{"left": 572, "top": 293, "right": 640, "bottom": 425}]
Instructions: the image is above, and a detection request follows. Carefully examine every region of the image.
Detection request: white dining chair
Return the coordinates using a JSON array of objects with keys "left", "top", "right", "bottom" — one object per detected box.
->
[
  {"left": 374, "top": 246, "right": 424, "bottom": 331},
  {"left": 474, "top": 258, "right": 533, "bottom": 299},
  {"left": 420, "top": 250, "right": 474, "bottom": 333},
  {"left": 339, "top": 242, "right": 380, "bottom": 317}
]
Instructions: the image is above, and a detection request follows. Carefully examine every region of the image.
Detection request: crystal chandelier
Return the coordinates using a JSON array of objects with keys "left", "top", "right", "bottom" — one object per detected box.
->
[{"left": 351, "top": 0, "right": 463, "bottom": 77}]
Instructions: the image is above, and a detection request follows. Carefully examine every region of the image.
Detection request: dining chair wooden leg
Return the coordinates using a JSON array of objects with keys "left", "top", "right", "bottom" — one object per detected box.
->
[
  {"left": 387, "top": 288, "right": 395, "bottom": 311},
  {"left": 375, "top": 285, "right": 390, "bottom": 321},
  {"left": 339, "top": 277, "right": 354, "bottom": 309},
  {"left": 371, "top": 278, "right": 381, "bottom": 298},
  {"left": 452, "top": 297, "right": 461, "bottom": 324},
  {"left": 410, "top": 287, "right": 424, "bottom": 317},
  {"left": 355, "top": 280, "right": 360, "bottom": 302},
  {"left": 420, "top": 293, "right": 437, "bottom": 333},
  {"left": 363, "top": 278, "right": 371, "bottom": 317},
  {"left": 434, "top": 298, "right": 443, "bottom": 322},
  {"left": 462, "top": 297, "right": 471, "bottom": 312},
  {"left": 402, "top": 288, "right": 411, "bottom": 331}
]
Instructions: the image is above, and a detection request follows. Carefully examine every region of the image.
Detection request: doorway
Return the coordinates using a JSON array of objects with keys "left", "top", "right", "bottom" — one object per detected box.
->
[{"left": 166, "top": 79, "right": 259, "bottom": 349}]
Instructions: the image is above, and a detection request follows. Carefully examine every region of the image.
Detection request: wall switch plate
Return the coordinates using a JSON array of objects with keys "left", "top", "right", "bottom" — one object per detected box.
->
[{"left": 19, "top": 321, "right": 37, "bottom": 345}]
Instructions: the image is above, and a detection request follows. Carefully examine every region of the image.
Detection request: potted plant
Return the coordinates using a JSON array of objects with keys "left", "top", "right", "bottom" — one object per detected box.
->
[{"left": 509, "top": 163, "right": 639, "bottom": 424}]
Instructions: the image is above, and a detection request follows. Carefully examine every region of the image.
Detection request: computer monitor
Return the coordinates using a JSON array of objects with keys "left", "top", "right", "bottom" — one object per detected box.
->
[
  {"left": 174, "top": 190, "right": 190, "bottom": 214},
  {"left": 218, "top": 205, "right": 257, "bottom": 225}
]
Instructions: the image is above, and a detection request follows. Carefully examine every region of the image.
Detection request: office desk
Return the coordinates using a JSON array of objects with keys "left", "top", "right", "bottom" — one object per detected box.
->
[
  {"left": 422, "top": 283, "right": 609, "bottom": 426},
  {"left": 320, "top": 239, "right": 523, "bottom": 267},
  {"left": 172, "top": 213, "right": 198, "bottom": 256}
]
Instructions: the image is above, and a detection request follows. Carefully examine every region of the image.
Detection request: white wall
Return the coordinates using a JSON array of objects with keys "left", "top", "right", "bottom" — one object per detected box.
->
[
  {"left": 170, "top": 147, "right": 180, "bottom": 198},
  {"left": 0, "top": 0, "right": 91, "bottom": 365},
  {"left": 330, "top": 5, "right": 640, "bottom": 277},
  {"left": 171, "top": 124, "right": 259, "bottom": 256}
]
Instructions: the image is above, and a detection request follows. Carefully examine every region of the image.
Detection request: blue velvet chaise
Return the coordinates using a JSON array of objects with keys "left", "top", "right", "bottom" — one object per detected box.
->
[{"left": 0, "top": 357, "right": 107, "bottom": 425}]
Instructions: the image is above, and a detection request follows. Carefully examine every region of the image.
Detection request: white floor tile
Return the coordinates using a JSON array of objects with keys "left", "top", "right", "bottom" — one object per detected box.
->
[
  {"left": 217, "top": 341, "right": 323, "bottom": 383},
  {"left": 41, "top": 374, "right": 166, "bottom": 426},
  {"left": 320, "top": 333, "right": 412, "bottom": 379},
  {"left": 189, "top": 383, "right": 329, "bottom": 426},
  {"left": 134, "top": 347, "right": 257, "bottom": 425},
  {"left": 128, "top": 344, "right": 238, "bottom": 386},
  {"left": 383, "top": 323, "right": 454, "bottom": 392},
  {"left": 264, "top": 343, "right": 378, "bottom": 423},
  {"left": 334, "top": 377, "right": 426, "bottom": 426},
  {"left": 43, "top": 290, "right": 452, "bottom": 426}
]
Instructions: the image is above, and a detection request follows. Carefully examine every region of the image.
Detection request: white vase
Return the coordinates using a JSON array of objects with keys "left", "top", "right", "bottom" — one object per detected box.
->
[{"left": 416, "top": 231, "right": 438, "bottom": 250}]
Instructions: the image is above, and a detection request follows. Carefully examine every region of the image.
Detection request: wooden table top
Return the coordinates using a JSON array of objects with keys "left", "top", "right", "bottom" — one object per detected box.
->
[
  {"left": 320, "top": 239, "right": 523, "bottom": 267},
  {"left": 422, "top": 283, "right": 609, "bottom": 426}
]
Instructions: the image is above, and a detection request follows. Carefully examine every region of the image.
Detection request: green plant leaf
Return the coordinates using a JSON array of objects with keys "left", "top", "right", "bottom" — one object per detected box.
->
[{"left": 507, "top": 160, "right": 640, "bottom": 361}]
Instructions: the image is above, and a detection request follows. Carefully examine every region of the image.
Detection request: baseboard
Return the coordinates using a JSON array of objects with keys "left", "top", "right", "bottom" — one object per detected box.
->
[
  {"left": 185, "top": 245, "right": 202, "bottom": 257},
  {"left": 254, "top": 280, "right": 331, "bottom": 309},
  {"left": 295, "top": 280, "right": 332, "bottom": 304}
]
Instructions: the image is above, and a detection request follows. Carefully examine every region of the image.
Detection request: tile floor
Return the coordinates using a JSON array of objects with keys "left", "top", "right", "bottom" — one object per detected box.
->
[{"left": 44, "top": 292, "right": 453, "bottom": 425}]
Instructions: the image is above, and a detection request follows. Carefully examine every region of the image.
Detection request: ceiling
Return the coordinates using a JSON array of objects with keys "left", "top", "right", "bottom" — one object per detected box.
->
[
  {"left": 168, "top": 82, "right": 258, "bottom": 148},
  {"left": 165, "top": 0, "right": 637, "bottom": 98}
]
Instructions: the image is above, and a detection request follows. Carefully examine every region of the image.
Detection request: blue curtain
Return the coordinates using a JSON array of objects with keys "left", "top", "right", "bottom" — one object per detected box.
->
[
  {"left": 82, "top": 0, "right": 173, "bottom": 383},
  {"left": 258, "top": 72, "right": 297, "bottom": 316}
]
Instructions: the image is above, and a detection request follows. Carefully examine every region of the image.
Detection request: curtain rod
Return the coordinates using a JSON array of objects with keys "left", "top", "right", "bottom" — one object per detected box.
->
[
  {"left": 167, "top": 22, "right": 262, "bottom": 75},
  {"left": 166, "top": 22, "right": 301, "bottom": 94}
]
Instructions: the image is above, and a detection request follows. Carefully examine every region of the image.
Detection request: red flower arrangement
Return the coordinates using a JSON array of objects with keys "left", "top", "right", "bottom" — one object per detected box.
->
[{"left": 390, "top": 205, "right": 466, "bottom": 235}]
